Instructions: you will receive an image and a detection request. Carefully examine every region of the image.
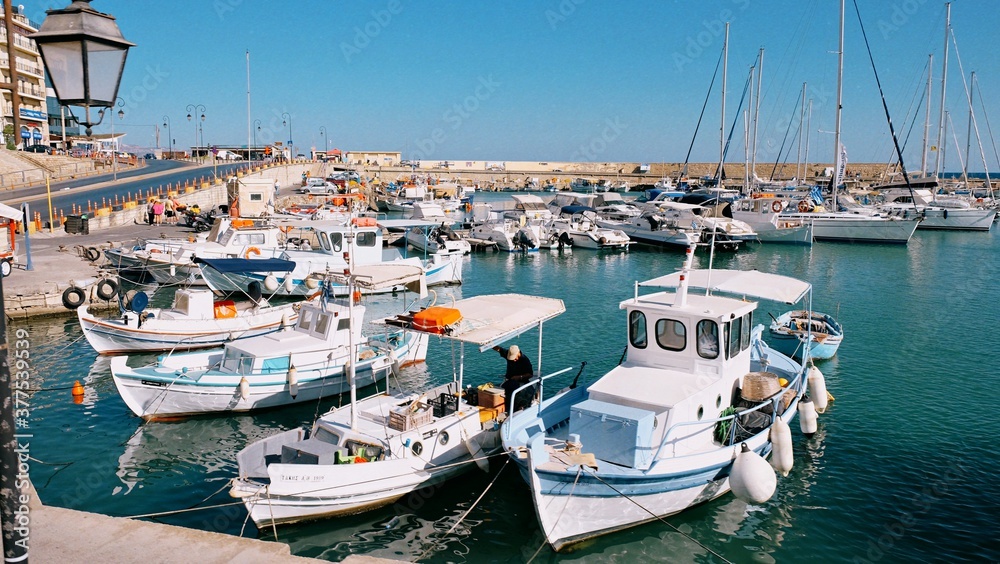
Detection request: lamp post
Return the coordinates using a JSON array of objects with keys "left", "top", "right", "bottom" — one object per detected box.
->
[
  {"left": 162, "top": 115, "right": 172, "bottom": 158},
  {"left": 186, "top": 104, "right": 206, "bottom": 162},
  {"left": 101, "top": 97, "right": 125, "bottom": 180},
  {"left": 29, "top": 0, "right": 134, "bottom": 137},
  {"left": 319, "top": 126, "right": 328, "bottom": 159},
  {"left": 282, "top": 111, "right": 292, "bottom": 161},
  {"left": 253, "top": 119, "right": 261, "bottom": 159}
]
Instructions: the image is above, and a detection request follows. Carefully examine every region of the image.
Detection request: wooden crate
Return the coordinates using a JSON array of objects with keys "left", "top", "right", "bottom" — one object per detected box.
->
[{"left": 388, "top": 405, "right": 433, "bottom": 431}]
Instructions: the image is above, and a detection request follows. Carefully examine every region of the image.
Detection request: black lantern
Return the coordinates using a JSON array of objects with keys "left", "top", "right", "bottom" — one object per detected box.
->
[{"left": 29, "top": 0, "right": 134, "bottom": 135}]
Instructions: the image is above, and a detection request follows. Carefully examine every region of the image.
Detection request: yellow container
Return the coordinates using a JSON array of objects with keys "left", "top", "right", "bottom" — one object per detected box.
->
[
  {"left": 200, "top": 181, "right": 209, "bottom": 189},
  {"left": 185, "top": 186, "right": 195, "bottom": 193},
  {"left": 124, "top": 201, "right": 137, "bottom": 210},
  {"left": 166, "top": 190, "right": 178, "bottom": 198},
  {"left": 95, "top": 207, "right": 112, "bottom": 217}
]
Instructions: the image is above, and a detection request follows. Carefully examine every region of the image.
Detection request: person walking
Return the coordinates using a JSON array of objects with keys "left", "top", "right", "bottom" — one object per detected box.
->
[{"left": 152, "top": 199, "right": 165, "bottom": 225}]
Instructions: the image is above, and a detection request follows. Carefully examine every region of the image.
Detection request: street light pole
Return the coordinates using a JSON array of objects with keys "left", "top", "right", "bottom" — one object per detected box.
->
[
  {"left": 101, "top": 96, "right": 125, "bottom": 181},
  {"left": 319, "top": 126, "right": 327, "bottom": 159},
  {"left": 162, "top": 115, "right": 172, "bottom": 158},
  {"left": 186, "top": 103, "right": 206, "bottom": 162},
  {"left": 282, "top": 111, "right": 292, "bottom": 161}
]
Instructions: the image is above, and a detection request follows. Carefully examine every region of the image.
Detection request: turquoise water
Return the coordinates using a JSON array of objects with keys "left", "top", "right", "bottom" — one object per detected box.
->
[{"left": 16, "top": 214, "right": 1000, "bottom": 562}]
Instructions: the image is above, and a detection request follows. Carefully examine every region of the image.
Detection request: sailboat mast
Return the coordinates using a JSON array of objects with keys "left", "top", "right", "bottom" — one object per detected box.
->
[
  {"left": 717, "top": 22, "right": 729, "bottom": 183},
  {"left": 832, "top": 0, "right": 845, "bottom": 209},
  {"left": 751, "top": 48, "right": 764, "bottom": 187},
  {"left": 921, "top": 54, "right": 933, "bottom": 175},
  {"left": 804, "top": 99, "right": 813, "bottom": 183},
  {"left": 796, "top": 82, "right": 806, "bottom": 182},
  {"left": 934, "top": 2, "right": 951, "bottom": 177},
  {"left": 964, "top": 71, "right": 974, "bottom": 182}
]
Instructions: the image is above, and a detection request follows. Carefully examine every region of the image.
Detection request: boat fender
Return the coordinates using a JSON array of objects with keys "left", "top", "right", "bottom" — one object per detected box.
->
[
  {"left": 729, "top": 443, "right": 777, "bottom": 504},
  {"left": 85, "top": 246, "right": 101, "bottom": 262},
  {"left": 95, "top": 278, "right": 119, "bottom": 301},
  {"left": 798, "top": 397, "right": 818, "bottom": 436},
  {"left": 286, "top": 365, "right": 298, "bottom": 398},
  {"left": 283, "top": 275, "right": 294, "bottom": 293},
  {"left": 599, "top": 236, "right": 608, "bottom": 246},
  {"left": 61, "top": 286, "right": 86, "bottom": 310},
  {"left": 238, "top": 377, "right": 250, "bottom": 401},
  {"left": 281, "top": 312, "right": 292, "bottom": 329},
  {"left": 769, "top": 417, "right": 794, "bottom": 477},
  {"left": 304, "top": 277, "right": 319, "bottom": 290},
  {"left": 808, "top": 366, "right": 829, "bottom": 413},
  {"left": 263, "top": 273, "right": 279, "bottom": 292}
]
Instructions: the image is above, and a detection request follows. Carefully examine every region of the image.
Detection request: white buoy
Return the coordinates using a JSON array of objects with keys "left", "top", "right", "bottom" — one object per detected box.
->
[
  {"left": 769, "top": 417, "right": 794, "bottom": 477},
  {"left": 281, "top": 313, "right": 291, "bottom": 329},
  {"left": 388, "top": 350, "right": 401, "bottom": 377},
  {"left": 729, "top": 443, "right": 777, "bottom": 504},
  {"left": 286, "top": 365, "right": 298, "bottom": 398},
  {"left": 798, "top": 397, "right": 818, "bottom": 436},
  {"left": 304, "top": 277, "right": 319, "bottom": 290},
  {"left": 263, "top": 274, "right": 279, "bottom": 292},
  {"left": 283, "top": 275, "right": 294, "bottom": 293},
  {"left": 808, "top": 366, "right": 829, "bottom": 413},
  {"left": 238, "top": 377, "right": 250, "bottom": 401}
]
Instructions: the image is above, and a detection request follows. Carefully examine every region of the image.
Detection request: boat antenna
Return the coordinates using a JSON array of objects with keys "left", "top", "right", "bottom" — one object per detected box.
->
[
  {"left": 850, "top": 0, "right": 919, "bottom": 208},
  {"left": 675, "top": 242, "right": 696, "bottom": 307},
  {"left": 346, "top": 224, "right": 359, "bottom": 431}
]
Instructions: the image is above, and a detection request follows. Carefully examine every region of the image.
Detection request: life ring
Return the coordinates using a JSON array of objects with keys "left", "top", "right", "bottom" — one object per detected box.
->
[
  {"left": 95, "top": 278, "right": 119, "bottom": 301},
  {"left": 85, "top": 246, "right": 101, "bottom": 261},
  {"left": 797, "top": 200, "right": 811, "bottom": 213},
  {"left": 61, "top": 286, "right": 86, "bottom": 309},
  {"left": 465, "top": 203, "right": 473, "bottom": 212},
  {"left": 333, "top": 197, "right": 345, "bottom": 206},
  {"left": 245, "top": 246, "right": 261, "bottom": 259},
  {"left": 771, "top": 200, "right": 783, "bottom": 213}
]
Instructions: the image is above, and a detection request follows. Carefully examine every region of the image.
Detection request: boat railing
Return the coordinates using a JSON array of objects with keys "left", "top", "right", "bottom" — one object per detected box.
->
[
  {"left": 643, "top": 371, "right": 805, "bottom": 471},
  {"left": 506, "top": 366, "right": 576, "bottom": 434}
]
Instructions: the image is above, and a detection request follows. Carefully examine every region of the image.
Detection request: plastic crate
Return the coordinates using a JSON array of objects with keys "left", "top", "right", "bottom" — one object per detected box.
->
[
  {"left": 430, "top": 393, "right": 459, "bottom": 418},
  {"left": 388, "top": 405, "right": 432, "bottom": 431}
]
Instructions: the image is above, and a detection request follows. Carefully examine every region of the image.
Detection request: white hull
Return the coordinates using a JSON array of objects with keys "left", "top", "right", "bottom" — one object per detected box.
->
[{"left": 779, "top": 213, "right": 919, "bottom": 243}]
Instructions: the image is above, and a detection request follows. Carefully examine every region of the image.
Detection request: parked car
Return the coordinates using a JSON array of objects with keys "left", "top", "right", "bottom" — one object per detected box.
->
[
  {"left": 144, "top": 153, "right": 156, "bottom": 160},
  {"left": 24, "top": 144, "right": 52, "bottom": 154}
]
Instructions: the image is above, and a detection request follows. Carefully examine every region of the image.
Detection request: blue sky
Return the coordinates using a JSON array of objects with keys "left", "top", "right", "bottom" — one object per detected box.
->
[{"left": 28, "top": 1, "right": 999, "bottom": 168}]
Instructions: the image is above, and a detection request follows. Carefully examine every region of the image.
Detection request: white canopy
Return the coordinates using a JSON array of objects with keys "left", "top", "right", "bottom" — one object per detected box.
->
[
  {"left": 328, "top": 264, "right": 426, "bottom": 298},
  {"left": 639, "top": 269, "right": 811, "bottom": 304},
  {"left": 377, "top": 219, "right": 442, "bottom": 229},
  {"left": 386, "top": 293, "right": 565, "bottom": 351},
  {"left": 0, "top": 202, "right": 22, "bottom": 221}
]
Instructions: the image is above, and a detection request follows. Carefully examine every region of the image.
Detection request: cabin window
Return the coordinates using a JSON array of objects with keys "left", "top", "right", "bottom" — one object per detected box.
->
[
  {"left": 222, "top": 349, "right": 241, "bottom": 372},
  {"left": 337, "top": 318, "right": 350, "bottom": 332},
  {"left": 239, "top": 356, "right": 254, "bottom": 375},
  {"left": 655, "top": 318, "right": 686, "bottom": 351},
  {"left": 330, "top": 233, "right": 343, "bottom": 252},
  {"left": 629, "top": 311, "right": 647, "bottom": 349},
  {"left": 357, "top": 232, "right": 376, "bottom": 247},
  {"left": 261, "top": 356, "right": 290, "bottom": 374},
  {"left": 741, "top": 312, "right": 752, "bottom": 351},
  {"left": 696, "top": 320, "right": 719, "bottom": 359},
  {"left": 234, "top": 233, "right": 265, "bottom": 245},
  {"left": 314, "top": 312, "right": 332, "bottom": 337},
  {"left": 298, "top": 308, "right": 315, "bottom": 331},
  {"left": 313, "top": 427, "right": 340, "bottom": 445},
  {"left": 728, "top": 317, "right": 742, "bottom": 359},
  {"left": 249, "top": 193, "right": 263, "bottom": 202},
  {"left": 319, "top": 232, "right": 332, "bottom": 251}
]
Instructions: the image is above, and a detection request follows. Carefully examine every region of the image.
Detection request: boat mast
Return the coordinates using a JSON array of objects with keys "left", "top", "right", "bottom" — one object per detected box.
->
[
  {"left": 743, "top": 107, "right": 751, "bottom": 191},
  {"left": 804, "top": 98, "right": 813, "bottom": 184},
  {"left": 921, "top": 54, "right": 933, "bottom": 175},
  {"left": 751, "top": 48, "right": 764, "bottom": 187},
  {"left": 347, "top": 228, "right": 359, "bottom": 431},
  {"left": 933, "top": 2, "right": 951, "bottom": 178},
  {"left": 963, "top": 72, "right": 973, "bottom": 185},
  {"left": 716, "top": 22, "right": 730, "bottom": 184},
  {"left": 831, "top": 0, "right": 845, "bottom": 209},
  {"left": 796, "top": 82, "right": 806, "bottom": 182}
]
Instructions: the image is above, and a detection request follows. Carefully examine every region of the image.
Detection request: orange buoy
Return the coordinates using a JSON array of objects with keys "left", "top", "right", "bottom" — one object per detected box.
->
[
  {"left": 72, "top": 380, "right": 85, "bottom": 402},
  {"left": 352, "top": 290, "right": 362, "bottom": 304}
]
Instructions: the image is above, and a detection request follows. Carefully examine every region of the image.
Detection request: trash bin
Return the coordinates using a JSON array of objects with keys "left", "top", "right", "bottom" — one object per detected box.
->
[{"left": 64, "top": 214, "right": 89, "bottom": 235}]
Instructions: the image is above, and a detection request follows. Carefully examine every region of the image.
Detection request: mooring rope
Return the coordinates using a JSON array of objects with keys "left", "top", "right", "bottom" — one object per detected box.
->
[{"left": 526, "top": 465, "right": 584, "bottom": 563}]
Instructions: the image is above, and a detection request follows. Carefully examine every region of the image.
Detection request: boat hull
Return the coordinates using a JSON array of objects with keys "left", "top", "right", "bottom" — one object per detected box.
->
[{"left": 779, "top": 213, "right": 919, "bottom": 243}]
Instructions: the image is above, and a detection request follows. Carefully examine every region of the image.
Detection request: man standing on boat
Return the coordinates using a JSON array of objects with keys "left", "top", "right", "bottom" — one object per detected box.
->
[{"left": 493, "top": 345, "right": 535, "bottom": 411}]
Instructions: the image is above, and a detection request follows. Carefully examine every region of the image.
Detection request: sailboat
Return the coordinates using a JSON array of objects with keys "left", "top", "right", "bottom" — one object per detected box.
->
[{"left": 777, "top": 4, "right": 921, "bottom": 244}]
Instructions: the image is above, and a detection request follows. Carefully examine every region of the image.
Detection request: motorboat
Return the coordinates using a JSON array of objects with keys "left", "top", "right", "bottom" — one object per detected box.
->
[
  {"left": 229, "top": 293, "right": 566, "bottom": 527},
  {"left": 78, "top": 287, "right": 303, "bottom": 354},
  {"left": 196, "top": 219, "right": 463, "bottom": 296},
  {"left": 876, "top": 188, "right": 996, "bottom": 231},
  {"left": 109, "top": 265, "right": 430, "bottom": 419},
  {"left": 501, "top": 244, "right": 819, "bottom": 551},
  {"left": 468, "top": 203, "right": 548, "bottom": 252},
  {"left": 595, "top": 212, "right": 702, "bottom": 249},
  {"left": 549, "top": 206, "right": 630, "bottom": 250},
  {"left": 768, "top": 310, "right": 843, "bottom": 360},
  {"left": 731, "top": 197, "right": 813, "bottom": 245}
]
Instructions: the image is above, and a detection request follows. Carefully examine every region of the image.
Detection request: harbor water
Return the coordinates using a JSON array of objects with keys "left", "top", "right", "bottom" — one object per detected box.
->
[{"left": 16, "top": 207, "right": 1000, "bottom": 562}]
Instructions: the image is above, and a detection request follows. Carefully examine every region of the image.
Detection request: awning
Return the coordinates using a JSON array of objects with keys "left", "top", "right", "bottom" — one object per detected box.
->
[
  {"left": 383, "top": 294, "right": 565, "bottom": 351},
  {"left": 0, "top": 202, "right": 23, "bottom": 221},
  {"left": 327, "top": 264, "right": 426, "bottom": 298},
  {"left": 639, "top": 269, "right": 811, "bottom": 304},
  {"left": 194, "top": 257, "right": 296, "bottom": 273}
]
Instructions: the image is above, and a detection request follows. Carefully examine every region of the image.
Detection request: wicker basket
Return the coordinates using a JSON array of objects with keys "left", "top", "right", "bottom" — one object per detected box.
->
[
  {"left": 741, "top": 372, "right": 781, "bottom": 401},
  {"left": 388, "top": 405, "right": 433, "bottom": 431}
]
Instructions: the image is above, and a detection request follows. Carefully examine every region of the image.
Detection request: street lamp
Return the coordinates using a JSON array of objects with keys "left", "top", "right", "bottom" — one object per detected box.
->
[
  {"left": 29, "top": 0, "right": 134, "bottom": 137},
  {"left": 282, "top": 111, "right": 292, "bottom": 161},
  {"left": 162, "top": 115, "right": 172, "bottom": 159},
  {"left": 186, "top": 104, "right": 206, "bottom": 161},
  {"left": 253, "top": 119, "right": 261, "bottom": 159},
  {"left": 99, "top": 96, "right": 125, "bottom": 180},
  {"left": 319, "top": 126, "right": 328, "bottom": 159}
]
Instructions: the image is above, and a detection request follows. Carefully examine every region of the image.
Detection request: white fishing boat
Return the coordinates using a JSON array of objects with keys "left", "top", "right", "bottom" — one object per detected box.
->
[
  {"left": 502, "top": 244, "right": 821, "bottom": 551},
  {"left": 197, "top": 220, "right": 463, "bottom": 296},
  {"left": 229, "top": 293, "right": 566, "bottom": 527},
  {"left": 78, "top": 287, "right": 303, "bottom": 354},
  {"left": 109, "top": 265, "right": 430, "bottom": 419},
  {"left": 768, "top": 309, "right": 844, "bottom": 360}
]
